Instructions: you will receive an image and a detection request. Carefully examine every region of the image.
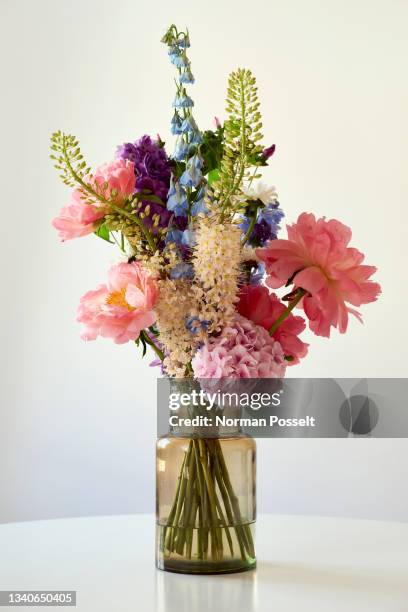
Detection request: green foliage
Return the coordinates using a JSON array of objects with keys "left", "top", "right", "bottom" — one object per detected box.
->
[
  {"left": 200, "top": 128, "right": 224, "bottom": 176},
  {"left": 207, "top": 168, "right": 221, "bottom": 185},
  {"left": 213, "top": 69, "right": 264, "bottom": 216},
  {"left": 161, "top": 24, "right": 190, "bottom": 48},
  {"left": 94, "top": 222, "right": 113, "bottom": 243},
  {"left": 50, "top": 131, "right": 103, "bottom": 203}
]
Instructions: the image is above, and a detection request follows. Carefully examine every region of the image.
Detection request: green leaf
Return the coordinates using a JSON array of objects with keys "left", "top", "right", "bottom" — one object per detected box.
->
[
  {"left": 94, "top": 223, "right": 113, "bottom": 243},
  {"left": 207, "top": 168, "right": 220, "bottom": 185},
  {"left": 134, "top": 192, "right": 166, "bottom": 206}
]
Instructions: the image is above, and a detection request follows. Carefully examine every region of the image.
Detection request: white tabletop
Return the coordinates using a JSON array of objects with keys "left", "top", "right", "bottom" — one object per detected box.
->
[{"left": 0, "top": 514, "right": 407, "bottom": 611}]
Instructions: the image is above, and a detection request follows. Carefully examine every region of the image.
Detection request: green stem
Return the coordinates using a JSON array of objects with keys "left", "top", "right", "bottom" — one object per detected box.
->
[
  {"left": 140, "top": 330, "right": 165, "bottom": 362},
  {"left": 241, "top": 212, "right": 258, "bottom": 246},
  {"left": 109, "top": 204, "right": 157, "bottom": 253},
  {"left": 269, "top": 288, "right": 306, "bottom": 336},
  {"left": 62, "top": 141, "right": 108, "bottom": 206}
]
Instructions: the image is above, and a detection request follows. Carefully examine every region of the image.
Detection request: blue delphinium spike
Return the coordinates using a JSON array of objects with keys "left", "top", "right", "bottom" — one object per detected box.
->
[
  {"left": 188, "top": 130, "right": 203, "bottom": 145},
  {"left": 180, "top": 67, "right": 195, "bottom": 84},
  {"left": 168, "top": 46, "right": 189, "bottom": 69},
  {"left": 181, "top": 228, "right": 196, "bottom": 247},
  {"left": 171, "top": 112, "right": 183, "bottom": 135},
  {"left": 173, "top": 94, "right": 194, "bottom": 108},
  {"left": 180, "top": 154, "right": 203, "bottom": 188},
  {"left": 171, "top": 54, "right": 189, "bottom": 69},
  {"left": 173, "top": 138, "right": 190, "bottom": 161},
  {"left": 167, "top": 178, "right": 188, "bottom": 216},
  {"left": 191, "top": 198, "right": 208, "bottom": 216},
  {"left": 165, "top": 228, "right": 183, "bottom": 245},
  {"left": 170, "top": 262, "right": 194, "bottom": 280},
  {"left": 191, "top": 186, "right": 208, "bottom": 216},
  {"left": 181, "top": 116, "right": 199, "bottom": 134},
  {"left": 178, "top": 33, "right": 190, "bottom": 48}
]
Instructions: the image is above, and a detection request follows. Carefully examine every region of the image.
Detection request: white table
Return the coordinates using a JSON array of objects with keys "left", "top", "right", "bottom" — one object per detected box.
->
[{"left": 0, "top": 514, "right": 407, "bottom": 611}]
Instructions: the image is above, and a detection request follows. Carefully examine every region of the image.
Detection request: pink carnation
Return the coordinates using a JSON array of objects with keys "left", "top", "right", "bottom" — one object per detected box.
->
[
  {"left": 237, "top": 284, "right": 308, "bottom": 364},
  {"left": 93, "top": 159, "right": 135, "bottom": 203},
  {"left": 257, "top": 213, "right": 381, "bottom": 337},
  {"left": 192, "top": 315, "right": 287, "bottom": 379},
  {"left": 52, "top": 189, "right": 106, "bottom": 241},
  {"left": 77, "top": 262, "right": 158, "bottom": 344}
]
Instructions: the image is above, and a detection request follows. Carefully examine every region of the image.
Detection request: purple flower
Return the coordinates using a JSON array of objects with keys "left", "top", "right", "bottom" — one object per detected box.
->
[
  {"left": 240, "top": 202, "right": 284, "bottom": 246},
  {"left": 116, "top": 135, "right": 171, "bottom": 186},
  {"left": 116, "top": 135, "right": 173, "bottom": 232},
  {"left": 262, "top": 144, "right": 276, "bottom": 160}
]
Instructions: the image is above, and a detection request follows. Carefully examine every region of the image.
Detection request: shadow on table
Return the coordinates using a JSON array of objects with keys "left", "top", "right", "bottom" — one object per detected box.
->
[
  {"left": 155, "top": 567, "right": 256, "bottom": 612},
  {"left": 155, "top": 561, "right": 408, "bottom": 611}
]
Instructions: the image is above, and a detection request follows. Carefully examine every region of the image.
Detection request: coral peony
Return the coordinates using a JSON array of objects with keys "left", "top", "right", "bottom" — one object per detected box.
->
[
  {"left": 237, "top": 285, "right": 308, "bottom": 364},
  {"left": 52, "top": 189, "right": 106, "bottom": 241},
  {"left": 257, "top": 213, "right": 381, "bottom": 337},
  {"left": 93, "top": 159, "right": 136, "bottom": 204},
  {"left": 77, "top": 262, "right": 158, "bottom": 344},
  {"left": 191, "top": 315, "right": 286, "bottom": 378}
]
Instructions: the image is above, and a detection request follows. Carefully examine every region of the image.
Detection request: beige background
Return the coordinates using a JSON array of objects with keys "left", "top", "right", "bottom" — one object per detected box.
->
[{"left": 0, "top": 0, "right": 407, "bottom": 523}]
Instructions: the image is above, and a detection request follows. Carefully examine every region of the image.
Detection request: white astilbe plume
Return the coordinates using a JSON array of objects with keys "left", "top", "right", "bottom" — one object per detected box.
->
[
  {"left": 192, "top": 220, "right": 241, "bottom": 333},
  {"left": 155, "top": 278, "right": 197, "bottom": 377}
]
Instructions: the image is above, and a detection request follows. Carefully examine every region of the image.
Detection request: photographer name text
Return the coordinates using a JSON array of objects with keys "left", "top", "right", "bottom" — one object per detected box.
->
[{"left": 169, "top": 415, "right": 316, "bottom": 428}]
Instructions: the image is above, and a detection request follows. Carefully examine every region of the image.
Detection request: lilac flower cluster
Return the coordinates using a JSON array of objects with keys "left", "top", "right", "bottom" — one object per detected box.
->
[{"left": 116, "top": 135, "right": 173, "bottom": 233}]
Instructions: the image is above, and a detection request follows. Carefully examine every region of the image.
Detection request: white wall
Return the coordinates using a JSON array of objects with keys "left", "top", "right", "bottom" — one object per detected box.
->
[{"left": 0, "top": 0, "right": 407, "bottom": 524}]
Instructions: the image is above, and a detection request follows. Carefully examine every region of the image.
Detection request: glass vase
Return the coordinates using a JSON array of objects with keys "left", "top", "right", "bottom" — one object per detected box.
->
[{"left": 156, "top": 429, "right": 256, "bottom": 574}]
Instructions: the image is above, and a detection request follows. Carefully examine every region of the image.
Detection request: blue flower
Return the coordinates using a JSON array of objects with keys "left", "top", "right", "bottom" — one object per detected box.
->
[
  {"left": 185, "top": 316, "right": 209, "bottom": 334},
  {"left": 170, "top": 263, "right": 194, "bottom": 280},
  {"left": 180, "top": 165, "right": 202, "bottom": 188},
  {"left": 167, "top": 179, "right": 188, "bottom": 217},
  {"left": 168, "top": 47, "right": 189, "bottom": 69},
  {"left": 250, "top": 263, "right": 265, "bottom": 285},
  {"left": 191, "top": 198, "right": 208, "bottom": 216},
  {"left": 239, "top": 216, "right": 251, "bottom": 233},
  {"left": 165, "top": 228, "right": 183, "bottom": 245},
  {"left": 179, "top": 67, "right": 195, "bottom": 84},
  {"left": 189, "top": 131, "right": 203, "bottom": 145},
  {"left": 181, "top": 116, "right": 199, "bottom": 134},
  {"left": 191, "top": 186, "right": 208, "bottom": 216},
  {"left": 181, "top": 228, "right": 196, "bottom": 247},
  {"left": 258, "top": 202, "right": 284, "bottom": 230},
  {"left": 173, "top": 138, "right": 190, "bottom": 161},
  {"left": 171, "top": 112, "right": 183, "bottom": 135},
  {"left": 173, "top": 94, "right": 194, "bottom": 108},
  {"left": 178, "top": 34, "right": 190, "bottom": 48}
]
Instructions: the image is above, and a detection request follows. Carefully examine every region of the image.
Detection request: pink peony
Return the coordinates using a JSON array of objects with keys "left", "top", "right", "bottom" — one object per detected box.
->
[
  {"left": 93, "top": 159, "right": 136, "bottom": 203},
  {"left": 77, "top": 262, "right": 158, "bottom": 344},
  {"left": 52, "top": 189, "right": 106, "bottom": 241},
  {"left": 237, "top": 285, "right": 308, "bottom": 364},
  {"left": 257, "top": 213, "right": 381, "bottom": 337},
  {"left": 192, "top": 315, "right": 287, "bottom": 379}
]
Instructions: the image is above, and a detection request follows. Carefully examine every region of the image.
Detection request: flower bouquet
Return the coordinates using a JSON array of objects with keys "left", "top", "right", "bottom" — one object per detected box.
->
[{"left": 51, "top": 25, "right": 380, "bottom": 574}]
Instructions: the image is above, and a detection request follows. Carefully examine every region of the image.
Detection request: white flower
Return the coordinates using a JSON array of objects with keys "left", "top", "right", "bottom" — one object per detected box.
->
[{"left": 242, "top": 182, "right": 278, "bottom": 205}]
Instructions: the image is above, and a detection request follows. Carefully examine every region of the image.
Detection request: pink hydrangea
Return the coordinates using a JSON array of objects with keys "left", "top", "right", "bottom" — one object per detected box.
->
[
  {"left": 77, "top": 262, "right": 158, "bottom": 344},
  {"left": 93, "top": 159, "right": 136, "bottom": 203},
  {"left": 257, "top": 213, "right": 381, "bottom": 337},
  {"left": 192, "top": 315, "right": 287, "bottom": 379},
  {"left": 237, "top": 284, "right": 308, "bottom": 365},
  {"left": 52, "top": 189, "right": 106, "bottom": 241}
]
